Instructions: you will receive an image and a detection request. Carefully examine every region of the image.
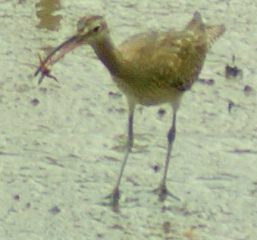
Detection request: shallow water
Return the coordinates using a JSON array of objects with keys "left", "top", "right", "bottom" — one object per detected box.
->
[{"left": 0, "top": 0, "right": 257, "bottom": 239}]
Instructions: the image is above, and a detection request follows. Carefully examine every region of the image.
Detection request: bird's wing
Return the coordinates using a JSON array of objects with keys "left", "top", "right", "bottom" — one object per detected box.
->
[{"left": 119, "top": 30, "right": 207, "bottom": 89}]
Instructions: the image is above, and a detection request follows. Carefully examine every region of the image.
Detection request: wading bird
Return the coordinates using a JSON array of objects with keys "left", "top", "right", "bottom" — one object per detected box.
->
[{"left": 35, "top": 12, "right": 225, "bottom": 208}]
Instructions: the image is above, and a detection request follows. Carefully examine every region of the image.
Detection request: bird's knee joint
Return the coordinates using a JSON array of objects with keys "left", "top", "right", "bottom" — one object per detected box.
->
[{"left": 167, "top": 128, "right": 175, "bottom": 143}]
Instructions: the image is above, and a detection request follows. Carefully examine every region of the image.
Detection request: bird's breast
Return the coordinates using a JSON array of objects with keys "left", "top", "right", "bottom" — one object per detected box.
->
[{"left": 112, "top": 76, "right": 184, "bottom": 106}]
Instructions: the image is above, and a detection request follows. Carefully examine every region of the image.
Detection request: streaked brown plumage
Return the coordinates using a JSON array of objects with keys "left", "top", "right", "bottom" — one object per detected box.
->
[{"left": 35, "top": 12, "right": 225, "bottom": 209}]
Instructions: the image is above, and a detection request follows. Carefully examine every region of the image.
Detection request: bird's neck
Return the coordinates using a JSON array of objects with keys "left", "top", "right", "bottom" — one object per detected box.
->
[{"left": 91, "top": 36, "right": 126, "bottom": 77}]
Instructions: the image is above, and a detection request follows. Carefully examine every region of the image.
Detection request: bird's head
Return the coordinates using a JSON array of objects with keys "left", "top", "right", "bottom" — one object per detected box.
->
[
  {"left": 34, "top": 15, "right": 109, "bottom": 82},
  {"left": 76, "top": 16, "right": 109, "bottom": 45}
]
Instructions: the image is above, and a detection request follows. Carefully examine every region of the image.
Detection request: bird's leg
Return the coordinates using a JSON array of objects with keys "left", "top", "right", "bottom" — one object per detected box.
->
[
  {"left": 155, "top": 110, "right": 180, "bottom": 202},
  {"left": 108, "top": 103, "right": 135, "bottom": 208}
]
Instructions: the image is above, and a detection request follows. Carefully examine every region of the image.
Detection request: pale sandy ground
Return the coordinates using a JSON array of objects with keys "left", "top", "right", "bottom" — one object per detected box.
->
[{"left": 0, "top": 0, "right": 257, "bottom": 239}]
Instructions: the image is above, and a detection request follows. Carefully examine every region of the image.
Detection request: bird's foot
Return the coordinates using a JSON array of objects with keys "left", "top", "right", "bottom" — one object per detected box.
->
[
  {"left": 104, "top": 187, "right": 120, "bottom": 212},
  {"left": 153, "top": 184, "right": 180, "bottom": 202}
]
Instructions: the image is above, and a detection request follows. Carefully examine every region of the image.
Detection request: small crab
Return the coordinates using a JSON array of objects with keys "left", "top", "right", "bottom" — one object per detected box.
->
[
  {"left": 36, "top": 54, "right": 58, "bottom": 85},
  {"left": 35, "top": 35, "right": 79, "bottom": 84}
]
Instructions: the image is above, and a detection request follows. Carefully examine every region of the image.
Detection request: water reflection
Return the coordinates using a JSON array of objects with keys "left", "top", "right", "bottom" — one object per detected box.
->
[{"left": 36, "top": 0, "right": 62, "bottom": 31}]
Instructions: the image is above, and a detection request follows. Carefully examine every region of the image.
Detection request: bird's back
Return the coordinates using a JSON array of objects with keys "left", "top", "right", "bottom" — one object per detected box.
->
[{"left": 114, "top": 12, "right": 225, "bottom": 106}]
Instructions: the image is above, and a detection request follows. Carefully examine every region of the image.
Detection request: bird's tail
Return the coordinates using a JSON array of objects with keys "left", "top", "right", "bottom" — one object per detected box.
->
[
  {"left": 205, "top": 24, "right": 225, "bottom": 47},
  {"left": 186, "top": 11, "right": 225, "bottom": 47},
  {"left": 186, "top": 11, "right": 205, "bottom": 31}
]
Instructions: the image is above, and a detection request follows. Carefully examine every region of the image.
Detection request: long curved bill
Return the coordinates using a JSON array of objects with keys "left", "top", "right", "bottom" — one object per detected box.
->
[{"left": 34, "top": 35, "right": 84, "bottom": 84}]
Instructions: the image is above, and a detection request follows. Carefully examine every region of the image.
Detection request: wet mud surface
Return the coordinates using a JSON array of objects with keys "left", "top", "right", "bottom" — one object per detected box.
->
[{"left": 0, "top": 0, "right": 257, "bottom": 239}]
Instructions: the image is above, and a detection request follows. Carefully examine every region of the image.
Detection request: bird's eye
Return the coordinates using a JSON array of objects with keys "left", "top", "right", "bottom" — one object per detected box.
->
[{"left": 93, "top": 26, "right": 100, "bottom": 32}]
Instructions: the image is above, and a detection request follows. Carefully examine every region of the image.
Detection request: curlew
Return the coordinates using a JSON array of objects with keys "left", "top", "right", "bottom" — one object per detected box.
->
[{"left": 35, "top": 12, "right": 225, "bottom": 207}]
